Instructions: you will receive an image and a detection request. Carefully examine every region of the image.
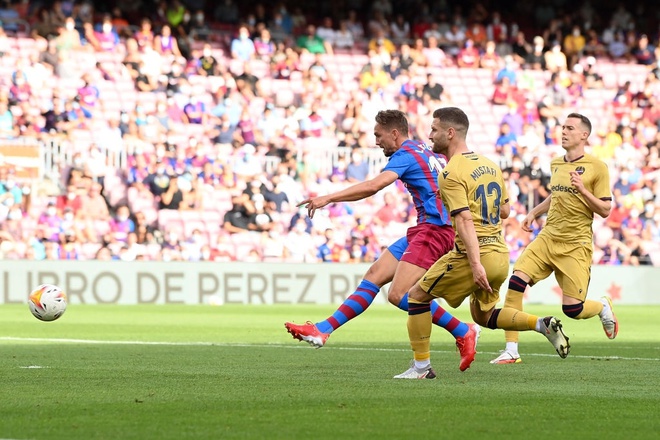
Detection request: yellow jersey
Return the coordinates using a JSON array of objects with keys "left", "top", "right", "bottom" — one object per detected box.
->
[
  {"left": 439, "top": 152, "right": 509, "bottom": 254},
  {"left": 542, "top": 153, "right": 612, "bottom": 244}
]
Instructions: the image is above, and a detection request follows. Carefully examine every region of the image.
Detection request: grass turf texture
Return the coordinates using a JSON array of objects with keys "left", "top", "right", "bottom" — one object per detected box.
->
[{"left": 1, "top": 304, "right": 659, "bottom": 440}]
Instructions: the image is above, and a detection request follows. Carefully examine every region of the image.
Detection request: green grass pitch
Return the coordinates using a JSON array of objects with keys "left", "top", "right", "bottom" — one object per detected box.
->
[{"left": 1, "top": 303, "right": 659, "bottom": 440}]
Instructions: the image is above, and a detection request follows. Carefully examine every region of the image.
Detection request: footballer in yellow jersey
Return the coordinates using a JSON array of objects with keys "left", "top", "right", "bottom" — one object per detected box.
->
[
  {"left": 396, "top": 107, "right": 570, "bottom": 380},
  {"left": 542, "top": 154, "right": 612, "bottom": 245},
  {"left": 491, "top": 112, "right": 618, "bottom": 366},
  {"left": 421, "top": 151, "right": 511, "bottom": 310},
  {"left": 439, "top": 152, "right": 510, "bottom": 255}
]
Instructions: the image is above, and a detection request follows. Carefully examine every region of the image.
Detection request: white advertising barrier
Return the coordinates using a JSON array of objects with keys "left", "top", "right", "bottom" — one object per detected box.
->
[{"left": 0, "top": 261, "right": 658, "bottom": 305}]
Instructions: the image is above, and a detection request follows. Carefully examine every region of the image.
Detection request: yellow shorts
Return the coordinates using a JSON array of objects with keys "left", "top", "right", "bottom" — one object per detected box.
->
[
  {"left": 419, "top": 250, "right": 509, "bottom": 311},
  {"left": 513, "top": 234, "right": 592, "bottom": 301}
]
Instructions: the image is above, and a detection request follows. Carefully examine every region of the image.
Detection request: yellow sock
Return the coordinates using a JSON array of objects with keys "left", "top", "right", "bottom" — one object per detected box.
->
[
  {"left": 575, "top": 299, "right": 603, "bottom": 319},
  {"left": 503, "top": 288, "right": 524, "bottom": 343},
  {"left": 408, "top": 299, "right": 432, "bottom": 362},
  {"left": 496, "top": 307, "right": 539, "bottom": 331}
]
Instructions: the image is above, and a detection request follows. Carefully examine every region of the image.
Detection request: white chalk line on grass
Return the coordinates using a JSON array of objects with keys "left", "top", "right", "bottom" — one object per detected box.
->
[{"left": 1, "top": 336, "right": 659, "bottom": 362}]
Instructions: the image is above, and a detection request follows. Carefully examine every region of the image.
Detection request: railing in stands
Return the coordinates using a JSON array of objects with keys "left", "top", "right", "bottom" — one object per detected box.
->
[{"left": 16, "top": 137, "right": 389, "bottom": 188}]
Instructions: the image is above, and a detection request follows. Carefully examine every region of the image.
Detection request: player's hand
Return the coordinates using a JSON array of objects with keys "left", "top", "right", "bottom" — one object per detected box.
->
[
  {"left": 471, "top": 263, "right": 493, "bottom": 293},
  {"left": 297, "top": 195, "right": 332, "bottom": 219},
  {"left": 569, "top": 171, "right": 586, "bottom": 194},
  {"left": 521, "top": 214, "right": 536, "bottom": 232}
]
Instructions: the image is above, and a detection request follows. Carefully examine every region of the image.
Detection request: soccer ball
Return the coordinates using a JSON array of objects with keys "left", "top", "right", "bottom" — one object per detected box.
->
[{"left": 28, "top": 284, "right": 68, "bottom": 322}]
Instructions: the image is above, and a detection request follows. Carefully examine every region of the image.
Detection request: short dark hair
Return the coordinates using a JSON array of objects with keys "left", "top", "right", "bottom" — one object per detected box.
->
[
  {"left": 375, "top": 109, "right": 409, "bottom": 136},
  {"left": 566, "top": 112, "right": 592, "bottom": 135},
  {"left": 432, "top": 107, "right": 470, "bottom": 134}
]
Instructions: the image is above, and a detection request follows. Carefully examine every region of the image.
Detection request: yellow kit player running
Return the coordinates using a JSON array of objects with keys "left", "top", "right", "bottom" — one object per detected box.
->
[
  {"left": 395, "top": 107, "right": 570, "bottom": 379},
  {"left": 491, "top": 112, "right": 618, "bottom": 365}
]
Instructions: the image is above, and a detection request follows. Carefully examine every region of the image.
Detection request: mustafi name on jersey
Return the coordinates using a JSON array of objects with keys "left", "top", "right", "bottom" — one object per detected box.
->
[{"left": 470, "top": 166, "right": 498, "bottom": 181}]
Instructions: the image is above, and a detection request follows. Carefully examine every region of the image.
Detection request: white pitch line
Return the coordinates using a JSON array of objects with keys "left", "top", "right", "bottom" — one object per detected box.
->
[{"left": 1, "top": 336, "right": 659, "bottom": 362}]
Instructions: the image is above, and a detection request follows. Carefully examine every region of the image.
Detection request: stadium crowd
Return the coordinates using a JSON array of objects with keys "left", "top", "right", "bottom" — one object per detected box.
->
[{"left": 0, "top": 0, "right": 659, "bottom": 266}]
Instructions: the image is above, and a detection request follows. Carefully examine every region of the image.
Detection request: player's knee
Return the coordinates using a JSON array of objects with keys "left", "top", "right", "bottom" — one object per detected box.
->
[
  {"left": 473, "top": 313, "right": 490, "bottom": 328},
  {"left": 485, "top": 308, "right": 501, "bottom": 329},
  {"left": 562, "top": 303, "right": 583, "bottom": 319},
  {"left": 387, "top": 289, "right": 404, "bottom": 306}
]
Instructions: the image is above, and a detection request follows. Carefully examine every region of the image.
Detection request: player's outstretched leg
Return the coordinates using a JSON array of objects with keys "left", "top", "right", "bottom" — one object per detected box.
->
[
  {"left": 284, "top": 321, "right": 329, "bottom": 348},
  {"left": 395, "top": 297, "right": 437, "bottom": 379},
  {"left": 490, "top": 350, "right": 522, "bottom": 364},
  {"left": 455, "top": 323, "right": 481, "bottom": 371},
  {"left": 487, "top": 308, "right": 570, "bottom": 359},
  {"left": 393, "top": 361, "right": 437, "bottom": 379},
  {"left": 284, "top": 279, "right": 380, "bottom": 348},
  {"left": 539, "top": 316, "right": 570, "bottom": 358},
  {"left": 491, "top": 274, "right": 526, "bottom": 364},
  {"left": 403, "top": 296, "right": 477, "bottom": 371},
  {"left": 599, "top": 296, "right": 619, "bottom": 339}
]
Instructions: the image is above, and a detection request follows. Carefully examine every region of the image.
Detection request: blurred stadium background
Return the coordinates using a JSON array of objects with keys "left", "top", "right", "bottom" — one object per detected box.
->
[{"left": 0, "top": 0, "right": 659, "bottom": 269}]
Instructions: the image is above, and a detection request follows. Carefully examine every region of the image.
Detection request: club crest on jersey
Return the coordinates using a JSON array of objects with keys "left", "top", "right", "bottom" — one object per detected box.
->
[{"left": 575, "top": 166, "right": 585, "bottom": 175}]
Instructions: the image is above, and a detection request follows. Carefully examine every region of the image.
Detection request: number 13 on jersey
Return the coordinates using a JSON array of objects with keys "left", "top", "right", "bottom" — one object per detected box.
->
[{"left": 475, "top": 182, "right": 502, "bottom": 225}]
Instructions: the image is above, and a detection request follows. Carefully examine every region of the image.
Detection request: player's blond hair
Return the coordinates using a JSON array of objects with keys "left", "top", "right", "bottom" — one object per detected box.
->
[{"left": 375, "top": 110, "right": 409, "bottom": 136}]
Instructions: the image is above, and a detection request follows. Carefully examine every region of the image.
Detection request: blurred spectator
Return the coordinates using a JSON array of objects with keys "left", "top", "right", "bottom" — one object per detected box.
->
[
  {"left": 334, "top": 21, "right": 355, "bottom": 50},
  {"left": 158, "top": 175, "right": 183, "bottom": 210},
  {"left": 486, "top": 11, "right": 508, "bottom": 42},
  {"left": 544, "top": 41, "right": 568, "bottom": 73},
  {"left": 54, "top": 17, "right": 82, "bottom": 53},
  {"left": 457, "top": 39, "right": 480, "bottom": 68},
  {"left": 359, "top": 63, "right": 389, "bottom": 94},
  {"left": 284, "top": 218, "right": 316, "bottom": 262},
  {"left": 134, "top": 18, "right": 154, "bottom": 53},
  {"left": 631, "top": 34, "right": 658, "bottom": 66},
  {"left": 423, "top": 36, "right": 450, "bottom": 68},
  {"left": 466, "top": 20, "right": 488, "bottom": 48},
  {"left": 297, "top": 24, "right": 332, "bottom": 55},
  {"left": 183, "top": 95, "right": 208, "bottom": 125},
  {"left": 526, "top": 36, "right": 546, "bottom": 70},
  {"left": 495, "top": 122, "right": 518, "bottom": 155},
  {"left": 254, "top": 28, "right": 276, "bottom": 61},
  {"left": 563, "top": 25, "right": 585, "bottom": 68},
  {"left": 109, "top": 205, "right": 135, "bottom": 243},
  {"left": 231, "top": 25, "right": 255, "bottom": 61},
  {"left": 608, "top": 31, "right": 629, "bottom": 60},
  {"left": 390, "top": 14, "right": 410, "bottom": 44},
  {"left": 223, "top": 193, "right": 254, "bottom": 233},
  {"left": 154, "top": 24, "right": 182, "bottom": 58},
  {"left": 480, "top": 40, "right": 502, "bottom": 70},
  {"left": 511, "top": 31, "right": 531, "bottom": 65},
  {"left": 344, "top": 10, "right": 364, "bottom": 41},
  {"left": 56, "top": 184, "right": 83, "bottom": 215},
  {"left": 0, "top": 99, "right": 18, "bottom": 138},
  {"left": 316, "top": 17, "right": 336, "bottom": 48},
  {"left": 87, "top": 15, "right": 120, "bottom": 52},
  {"left": 495, "top": 56, "right": 518, "bottom": 86},
  {"left": 345, "top": 149, "right": 370, "bottom": 182},
  {"left": 188, "top": 9, "right": 210, "bottom": 41}
]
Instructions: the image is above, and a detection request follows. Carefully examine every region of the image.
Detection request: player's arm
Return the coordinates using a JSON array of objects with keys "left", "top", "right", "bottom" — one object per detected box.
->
[
  {"left": 521, "top": 194, "right": 552, "bottom": 232},
  {"left": 298, "top": 170, "right": 398, "bottom": 218},
  {"left": 499, "top": 200, "right": 511, "bottom": 219},
  {"left": 570, "top": 170, "right": 612, "bottom": 218},
  {"left": 453, "top": 210, "right": 493, "bottom": 293},
  {"left": 499, "top": 175, "right": 511, "bottom": 219}
]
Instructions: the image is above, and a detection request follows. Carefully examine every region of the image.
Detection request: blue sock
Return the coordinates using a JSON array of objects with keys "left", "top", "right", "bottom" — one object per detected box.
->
[
  {"left": 399, "top": 294, "right": 468, "bottom": 337},
  {"left": 397, "top": 294, "right": 408, "bottom": 311},
  {"left": 431, "top": 301, "right": 469, "bottom": 337},
  {"left": 316, "top": 279, "right": 380, "bottom": 334}
]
